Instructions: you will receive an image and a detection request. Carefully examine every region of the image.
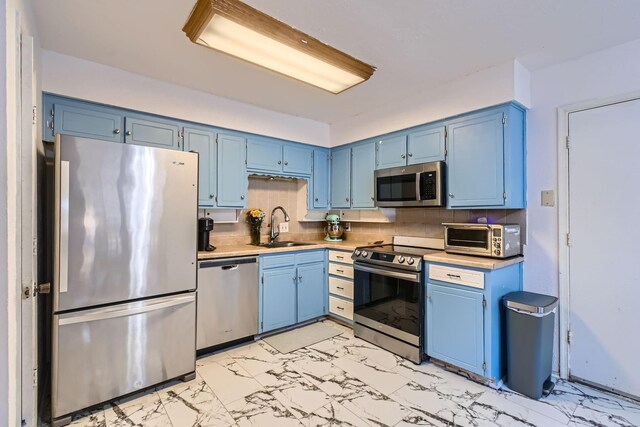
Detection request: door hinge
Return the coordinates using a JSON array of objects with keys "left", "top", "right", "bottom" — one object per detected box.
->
[
  {"left": 48, "top": 107, "right": 54, "bottom": 130},
  {"left": 260, "top": 321, "right": 263, "bottom": 330},
  {"left": 261, "top": 274, "right": 264, "bottom": 284},
  {"left": 33, "top": 368, "right": 37, "bottom": 386},
  {"left": 32, "top": 106, "right": 37, "bottom": 125},
  {"left": 503, "top": 192, "right": 507, "bottom": 200},
  {"left": 566, "top": 135, "right": 570, "bottom": 150},
  {"left": 444, "top": 147, "right": 448, "bottom": 157},
  {"left": 502, "top": 114, "right": 507, "bottom": 125},
  {"left": 482, "top": 362, "right": 487, "bottom": 371},
  {"left": 567, "top": 330, "right": 572, "bottom": 344},
  {"left": 444, "top": 128, "right": 447, "bottom": 138},
  {"left": 566, "top": 233, "right": 572, "bottom": 247},
  {"left": 482, "top": 298, "right": 487, "bottom": 309}
]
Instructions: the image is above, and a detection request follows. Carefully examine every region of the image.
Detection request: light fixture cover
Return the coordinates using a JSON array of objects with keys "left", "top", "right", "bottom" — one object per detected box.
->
[{"left": 182, "top": 0, "right": 375, "bottom": 94}]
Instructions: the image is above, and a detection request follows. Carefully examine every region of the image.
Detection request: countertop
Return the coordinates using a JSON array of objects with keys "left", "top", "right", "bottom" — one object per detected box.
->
[
  {"left": 199, "top": 240, "right": 525, "bottom": 270},
  {"left": 197, "top": 240, "right": 371, "bottom": 260},
  {"left": 423, "top": 252, "right": 524, "bottom": 270}
]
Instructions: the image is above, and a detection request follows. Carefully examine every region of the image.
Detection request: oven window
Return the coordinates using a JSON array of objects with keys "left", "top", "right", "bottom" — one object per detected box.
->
[
  {"left": 353, "top": 267, "right": 422, "bottom": 337},
  {"left": 446, "top": 228, "right": 488, "bottom": 249},
  {"left": 376, "top": 174, "right": 416, "bottom": 201}
]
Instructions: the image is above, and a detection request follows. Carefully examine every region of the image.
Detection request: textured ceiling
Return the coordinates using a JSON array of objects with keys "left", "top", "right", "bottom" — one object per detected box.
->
[{"left": 32, "top": 0, "right": 640, "bottom": 124}]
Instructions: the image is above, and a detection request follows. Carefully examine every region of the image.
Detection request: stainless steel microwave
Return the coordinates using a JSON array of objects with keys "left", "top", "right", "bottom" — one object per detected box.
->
[
  {"left": 443, "top": 223, "right": 521, "bottom": 258},
  {"left": 374, "top": 161, "right": 445, "bottom": 207}
]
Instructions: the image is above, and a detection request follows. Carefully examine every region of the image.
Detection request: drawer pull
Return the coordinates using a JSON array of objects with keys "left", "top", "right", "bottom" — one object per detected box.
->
[
  {"left": 336, "top": 286, "right": 344, "bottom": 290},
  {"left": 447, "top": 274, "right": 462, "bottom": 279},
  {"left": 336, "top": 306, "right": 344, "bottom": 310},
  {"left": 336, "top": 255, "right": 344, "bottom": 260},
  {"left": 336, "top": 269, "right": 344, "bottom": 273}
]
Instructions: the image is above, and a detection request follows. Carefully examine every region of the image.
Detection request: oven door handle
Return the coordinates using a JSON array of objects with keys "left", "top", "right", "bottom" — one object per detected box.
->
[{"left": 354, "top": 263, "right": 420, "bottom": 283}]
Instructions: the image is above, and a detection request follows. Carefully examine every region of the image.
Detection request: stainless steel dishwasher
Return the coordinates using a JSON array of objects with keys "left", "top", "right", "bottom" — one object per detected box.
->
[{"left": 197, "top": 256, "right": 259, "bottom": 350}]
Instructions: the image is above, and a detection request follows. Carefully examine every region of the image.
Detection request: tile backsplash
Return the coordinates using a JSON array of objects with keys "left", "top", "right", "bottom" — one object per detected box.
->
[{"left": 204, "top": 176, "right": 526, "bottom": 247}]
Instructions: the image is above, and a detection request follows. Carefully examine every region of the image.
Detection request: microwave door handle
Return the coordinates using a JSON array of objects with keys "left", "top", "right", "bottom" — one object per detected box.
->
[{"left": 416, "top": 172, "right": 421, "bottom": 201}]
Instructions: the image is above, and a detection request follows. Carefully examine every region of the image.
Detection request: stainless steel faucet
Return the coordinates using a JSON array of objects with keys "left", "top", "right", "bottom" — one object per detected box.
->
[{"left": 269, "top": 206, "right": 290, "bottom": 243}]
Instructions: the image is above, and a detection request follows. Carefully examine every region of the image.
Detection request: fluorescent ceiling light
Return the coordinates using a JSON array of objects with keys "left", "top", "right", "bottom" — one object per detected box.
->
[{"left": 183, "top": 0, "right": 375, "bottom": 94}]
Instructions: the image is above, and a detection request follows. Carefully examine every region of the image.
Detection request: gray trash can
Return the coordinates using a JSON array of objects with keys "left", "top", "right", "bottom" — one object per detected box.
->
[{"left": 503, "top": 291, "right": 558, "bottom": 399}]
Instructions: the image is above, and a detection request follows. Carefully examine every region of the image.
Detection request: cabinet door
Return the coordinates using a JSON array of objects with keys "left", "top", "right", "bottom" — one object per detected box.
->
[
  {"left": 312, "top": 150, "right": 330, "bottom": 208},
  {"left": 351, "top": 142, "right": 376, "bottom": 208},
  {"left": 407, "top": 125, "right": 445, "bottom": 165},
  {"left": 447, "top": 111, "right": 505, "bottom": 207},
  {"left": 124, "top": 116, "right": 181, "bottom": 150},
  {"left": 53, "top": 103, "right": 124, "bottom": 143},
  {"left": 283, "top": 145, "right": 313, "bottom": 175},
  {"left": 330, "top": 147, "right": 351, "bottom": 208},
  {"left": 296, "top": 263, "right": 326, "bottom": 322},
  {"left": 427, "top": 283, "right": 485, "bottom": 375},
  {"left": 217, "top": 133, "right": 248, "bottom": 208},
  {"left": 376, "top": 135, "right": 407, "bottom": 169},
  {"left": 246, "top": 138, "right": 283, "bottom": 173},
  {"left": 184, "top": 127, "right": 217, "bottom": 208},
  {"left": 261, "top": 267, "right": 297, "bottom": 332}
]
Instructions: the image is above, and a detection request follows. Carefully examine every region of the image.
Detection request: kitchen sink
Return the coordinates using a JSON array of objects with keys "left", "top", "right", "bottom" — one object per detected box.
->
[{"left": 258, "top": 241, "right": 316, "bottom": 248}]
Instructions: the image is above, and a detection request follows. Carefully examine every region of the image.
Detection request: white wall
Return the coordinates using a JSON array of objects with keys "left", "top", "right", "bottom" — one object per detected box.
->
[
  {"left": 1, "top": 0, "right": 41, "bottom": 424},
  {"left": 330, "top": 60, "right": 531, "bottom": 145},
  {"left": 41, "top": 51, "right": 330, "bottom": 147}
]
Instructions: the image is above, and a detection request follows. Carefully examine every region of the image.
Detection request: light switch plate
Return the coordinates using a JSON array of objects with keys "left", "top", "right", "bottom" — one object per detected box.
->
[
  {"left": 541, "top": 190, "right": 555, "bottom": 207},
  {"left": 279, "top": 222, "right": 289, "bottom": 233}
]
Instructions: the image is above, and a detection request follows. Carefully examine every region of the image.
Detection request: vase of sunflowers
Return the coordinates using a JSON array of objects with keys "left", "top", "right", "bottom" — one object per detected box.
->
[{"left": 247, "top": 208, "right": 266, "bottom": 245}]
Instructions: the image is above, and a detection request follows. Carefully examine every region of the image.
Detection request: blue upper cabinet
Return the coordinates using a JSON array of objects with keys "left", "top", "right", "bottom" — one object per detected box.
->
[
  {"left": 50, "top": 101, "right": 124, "bottom": 143},
  {"left": 246, "top": 137, "right": 282, "bottom": 173},
  {"left": 312, "top": 149, "right": 330, "bottom": 209},
  {"left": 283, "top": 145, "right": 313, "bottom": 175},
  {"left": 330, "top": 147, "right": 351, "bottom": 208},
  {"left": 351, "top": 142, "right": 376, "bottom": 208},
  {"left": 375, "top": 135, "right": 407, "bottom": 169},
  {"left": 217, "top": 133, "right": 248, "bottom": 208},
  {"left": 407, "top": 124, "right": 446, "bottom": 165},
  {"left": 124, "top": 116, "right": 181, "bottom": 150},
  {"left": 184, "top": 127, "right": 217, "bottom": 208},
  {"left": 446, "top": 105, "right": 525, "bottom": 208}
]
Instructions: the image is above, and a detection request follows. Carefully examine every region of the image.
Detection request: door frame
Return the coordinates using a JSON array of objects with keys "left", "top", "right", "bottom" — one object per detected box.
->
[{"left": 557, "top": 91, "right": 640, "bottom": 379}]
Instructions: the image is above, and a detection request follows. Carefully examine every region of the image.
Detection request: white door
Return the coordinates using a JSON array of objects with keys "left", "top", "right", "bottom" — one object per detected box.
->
[{"left": 568, "top": 97, "right": 640, "bottom": 399}]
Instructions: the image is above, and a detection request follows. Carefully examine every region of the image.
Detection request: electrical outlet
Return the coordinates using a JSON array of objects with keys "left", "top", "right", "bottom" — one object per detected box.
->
[
  {"left": 344, "top": 222, "right": 351, "bottom": 232},
  {"left": 279, "top": 222, "right": 289, "bottom": 233}
]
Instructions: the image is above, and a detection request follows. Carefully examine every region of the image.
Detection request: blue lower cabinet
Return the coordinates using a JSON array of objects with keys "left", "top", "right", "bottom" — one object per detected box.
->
[
  {"left": 261, "top": 267, "right": 297, "bottom": 332},
  {"left": 260, "top": 251, "right": 327, "bottom": 333},
  {"left": 427, "top": 283, "right": 484, "bottom": 375},
  {"left": 297, "top": 263, "right": 326, "bottom": 322}
]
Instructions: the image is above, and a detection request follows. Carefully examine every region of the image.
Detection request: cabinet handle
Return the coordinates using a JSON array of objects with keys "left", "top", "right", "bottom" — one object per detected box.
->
[
  {"left": 336, "top": 255, "right": 344, "bottom": 259},
  {"left": 449, "top": 192, "right": 454, "bottom": 198},
  {"left": 278, "top": 160, "right": 282, "bottom": 165},
  {"left": 408, "top": 152, "right": 413, "bottom": 157},
  {"left": 346, "top": 197, "right": 349, "bottom": 202},
  {"left": 113, "top": 128, "right": 121, "bottom": 135},
  {"left": 337, "top": 286, "right": 345, "bottom": 290},
  {"left": 298, "top": 275, "right": 302, "bottom": 280},
  {"left": 371, "top": 197, "right": 374, "bottom": 201},
  {"left": 240, "top": 195, "right": 245, "bottom": 200},
  {"left": 401, "top": 153, "right": 406, "bottom": 159},
  {"left": 428, "top": 295, "right": 432, "bottom": 301},
  {"left": 336, "top": 306, "right": 344, "bottom": 311},
  {"left": 126, "top": 130, "right": 132, "bottom": 136},
  {"left": 284, "top": 161, "right": 288, "bottom": 165},
  {"left": 315, "top": 197, "right": 319, "bottom": 202},
  {"left": 446, "top": 273, "right": 462, "bottom": 279},
  {"left": 336, "top": 269, "right": 344, "bottom": 273},
  {"left": 209, "top": 194, "right": 215, "bottom": 199}
]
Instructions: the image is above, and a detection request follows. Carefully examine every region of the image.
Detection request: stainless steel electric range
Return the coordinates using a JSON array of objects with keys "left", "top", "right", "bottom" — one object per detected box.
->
[{"left": 351, "top": 237, "right": 443, "bottom": 364}]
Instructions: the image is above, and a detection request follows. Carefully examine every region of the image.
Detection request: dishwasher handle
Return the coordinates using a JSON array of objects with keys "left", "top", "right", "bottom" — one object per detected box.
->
[{"left": 200, "top": 256, "right": 258, "bottom": 269}]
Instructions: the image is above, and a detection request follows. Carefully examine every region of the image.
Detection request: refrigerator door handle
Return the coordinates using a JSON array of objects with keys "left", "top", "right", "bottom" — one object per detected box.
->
[
  {"left": 59, "top": 160, "right": 70, "bottom": 293},
  {"left": 58, "top": 294, "right": 195, "bottom": 326}
]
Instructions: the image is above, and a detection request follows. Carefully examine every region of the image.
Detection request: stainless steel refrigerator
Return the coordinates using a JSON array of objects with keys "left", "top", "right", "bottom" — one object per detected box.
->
[{"left": 48, "top": 134, "right": 198, "bottom": 425}]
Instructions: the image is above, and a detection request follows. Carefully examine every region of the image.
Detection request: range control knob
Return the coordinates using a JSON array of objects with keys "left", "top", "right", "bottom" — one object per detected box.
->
[
  {"left": 354, "top": 250, "right": 361, "bottom": 257},
  {"left": 407, "top": 257, "right": 415, "bottom": 265},
  {"left": 361, "top": 250, "right": 368, "bottom": 257},
  {"left": 398, "top": 256, "right": 405, "bottom": 263},
  {"left": 494, "top": 249, "right": 501, "bottom": 255}
]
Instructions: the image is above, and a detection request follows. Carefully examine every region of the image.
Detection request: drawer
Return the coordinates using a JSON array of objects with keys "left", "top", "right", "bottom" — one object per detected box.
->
[
  {"left": 329, "top": 277, "right": 353, "bottom": 299},
  {"left": 329, "top": 263, "right": 354, "bottom": 279},
  {"left": 328, "top": 250, "right": 353, "bottom": 264},
  {"left": 296, "top": 250, "right": 325, "bottom": 265},
  {"left": 329, "top": 296, "right": 353, "bottom": 320},
  {"left": 428, "top": 265, "right": 484, "bottom": 290},
  {"left": 261, "top": 253, "right": 295, "bottom": 269}
]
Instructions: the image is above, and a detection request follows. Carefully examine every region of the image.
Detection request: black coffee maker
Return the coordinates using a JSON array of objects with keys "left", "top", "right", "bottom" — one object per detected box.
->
[{"left": 198, "top": 218, "right": 215, "bottom": 251}]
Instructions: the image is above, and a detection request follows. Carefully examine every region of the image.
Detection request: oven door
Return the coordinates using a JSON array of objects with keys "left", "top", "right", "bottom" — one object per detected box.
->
[
  {"left": 444, "top": 224, "right": 492, "bottom": 256},
  {"left": 353, "top": 262, "right": 423, "bottom": 345}
]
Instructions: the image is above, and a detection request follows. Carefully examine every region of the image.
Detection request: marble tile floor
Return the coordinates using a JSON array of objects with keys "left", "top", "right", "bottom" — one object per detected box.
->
[{"left": 69, "top": 320, "right": 640, "bottom": 427}]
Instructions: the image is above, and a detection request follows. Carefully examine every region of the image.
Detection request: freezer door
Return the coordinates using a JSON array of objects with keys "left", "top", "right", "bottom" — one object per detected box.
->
[
  {"left": 51, "top": 293, "right": 196, "bottom": 419},
  {"left": 53, "top": 135, "right": 198, "bottom": 311}
]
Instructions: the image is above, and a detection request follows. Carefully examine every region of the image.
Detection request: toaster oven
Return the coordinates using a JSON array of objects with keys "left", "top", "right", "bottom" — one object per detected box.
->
[{"left": 443, "top": 223, "right": 521, "bottom": 258}]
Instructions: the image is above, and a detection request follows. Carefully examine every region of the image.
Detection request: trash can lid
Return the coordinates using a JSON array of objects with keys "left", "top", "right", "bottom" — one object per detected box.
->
[{"left": 503, "top": 291, "right": 558, "bottom": 314}]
